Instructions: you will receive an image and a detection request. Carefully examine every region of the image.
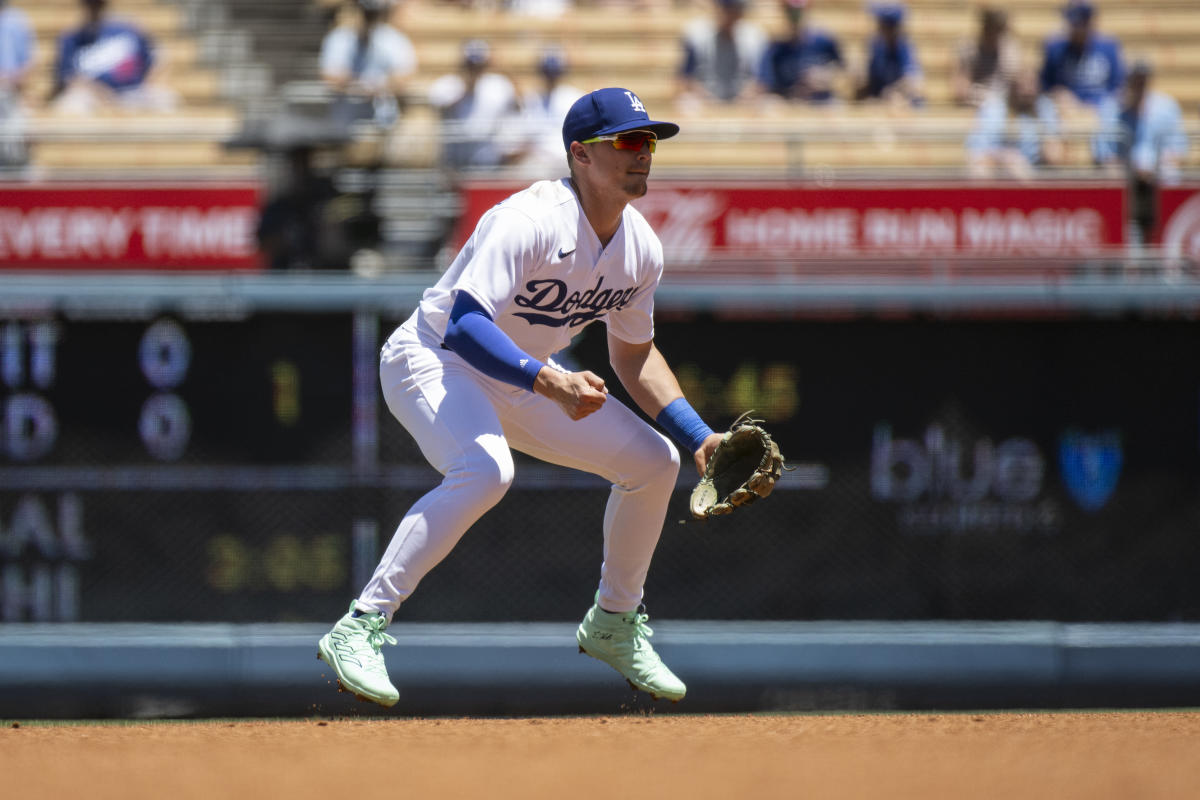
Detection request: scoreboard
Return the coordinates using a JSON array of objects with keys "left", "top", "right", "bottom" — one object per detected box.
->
[
  {"left": 0, "top": 274, "right": 429, "bottom": 623},
  {"left": 0, "top": 311, "right": 372, "bottom": 623},
  {"left": 2, "top": 314, "right": 354, "bottom": 465}
]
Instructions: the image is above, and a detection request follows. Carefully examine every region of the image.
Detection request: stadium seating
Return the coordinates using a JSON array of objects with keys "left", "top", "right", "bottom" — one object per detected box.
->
[
  {"left": 388, "top": 0, "right": 1200, "bottom": 171},
  {"left": 11, "top": 0, "right": 255, "bottom": 171},
  {"left": 7, "top": 0, "right": 1198, "bottom": 174}
]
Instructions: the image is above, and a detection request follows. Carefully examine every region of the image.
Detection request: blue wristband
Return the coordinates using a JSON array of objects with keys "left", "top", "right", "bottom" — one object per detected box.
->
[{"left": 656, "top": 397, "right": 714, "bottom": 453}]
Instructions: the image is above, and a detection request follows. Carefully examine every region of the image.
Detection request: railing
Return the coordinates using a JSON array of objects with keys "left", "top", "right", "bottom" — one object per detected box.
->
[{"left": 2, "top": 266, "right": 1198, "bottom": 316}]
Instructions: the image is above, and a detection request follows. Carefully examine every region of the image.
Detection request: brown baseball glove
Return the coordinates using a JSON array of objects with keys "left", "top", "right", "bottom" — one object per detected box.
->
[{"left": 689, "top": 412, "right": 786, "bottom": 519}]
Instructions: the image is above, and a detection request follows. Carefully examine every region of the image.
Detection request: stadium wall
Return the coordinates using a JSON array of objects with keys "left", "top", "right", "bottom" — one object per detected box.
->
[{"left": 1, "top": 272, "right": 1198, "bottom": 714}]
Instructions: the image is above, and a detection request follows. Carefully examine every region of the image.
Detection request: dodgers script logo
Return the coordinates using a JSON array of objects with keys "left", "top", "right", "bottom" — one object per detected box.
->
[
  {"left": 512, "top": 276, "right": 636, "bottom": 328},
  {"left": 1058, "top": 430, "right": 1122, "bottom": 512}
]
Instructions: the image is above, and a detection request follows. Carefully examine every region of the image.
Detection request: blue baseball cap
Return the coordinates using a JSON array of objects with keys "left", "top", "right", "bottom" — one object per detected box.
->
[
  {"left": 539, "top": 48, "right": 566, "bottom": 77},
  {"left": 561, "top": 88, "right": 680, "bottom": 153},
  {"left": 1063, "top": 1, "right": 1094, "bottom": 25},
  {"left": 462, "top": 39, "right": 490, "bottom": 68},
  {"left": 872, "top": 3, "right": 905, "bottom": 25}
]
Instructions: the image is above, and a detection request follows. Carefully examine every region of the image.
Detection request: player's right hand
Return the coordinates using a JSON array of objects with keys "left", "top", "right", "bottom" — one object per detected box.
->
[
  {"left": 693, "top": 431, "right": 725, "bottom": 477},
  {"left": 534, "top": 368, "right": 608, "bottom": 421}
]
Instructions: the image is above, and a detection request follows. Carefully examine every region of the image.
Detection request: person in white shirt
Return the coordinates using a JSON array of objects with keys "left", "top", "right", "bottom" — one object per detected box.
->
[
  {"left": 317, "top": 88, "right": 725, "bottom": 708},
  {"left": 676, "top": 0, "right": 767, "bottom": 109},
  {"left": 512, "top": 47, "right": 584, "bottom": 175},
  {"left": 0, "top": 0, "right": 33, "bottom": 164},
  {"left": 319, "top": 0, "right": 417, "bottom": 127},
  {"left": 1098, "top": 60, "right": 1189, "bottom": 247},
  {"left": 428, "top": 39, "right": 518, "bottom": 170}
]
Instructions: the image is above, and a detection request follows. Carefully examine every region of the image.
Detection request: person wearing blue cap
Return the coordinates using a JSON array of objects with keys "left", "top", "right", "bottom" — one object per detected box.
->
[
  {"left": 512, "top": 47, "right": 584, "bottom": 174},
  {"left": 854, "top": 3, "right": 924, "bottom": 107},
  {"left": 51, "top": 0, "right": 178, "bottom": 113},
  {"left": 760, "top": 0, "right": 845, "bottom": 104},
  {"left": 1038, "top": 1, "right": 1124, "bottom": 111},
  {"left": 428, "top": 38, "right": 518, "bottom": 169},
  {"left": 1038, "top": 1, "right": 1125, "bottom": 167},
  {"left": 317, "top": 87, "right": 723, "bottom": 708}
]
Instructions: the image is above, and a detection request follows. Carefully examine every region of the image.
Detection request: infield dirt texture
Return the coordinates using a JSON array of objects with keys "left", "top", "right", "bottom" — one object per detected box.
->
[{"left": 4, "top": 711, "right": 1198, "bottom": 798}]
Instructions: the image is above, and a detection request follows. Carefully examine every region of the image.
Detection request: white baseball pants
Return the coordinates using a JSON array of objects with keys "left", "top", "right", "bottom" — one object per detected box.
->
[{"left": 356, "top": 326, "right": 681, "bottom": 620}]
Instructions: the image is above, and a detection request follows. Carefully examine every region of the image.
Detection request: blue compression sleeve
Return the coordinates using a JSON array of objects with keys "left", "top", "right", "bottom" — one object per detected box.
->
[
  {"left": 443, "top": 292, "right": 546, "bottom": 391},
  {"left": 656, "top": 397, "right": 715, "bottom": 454}
]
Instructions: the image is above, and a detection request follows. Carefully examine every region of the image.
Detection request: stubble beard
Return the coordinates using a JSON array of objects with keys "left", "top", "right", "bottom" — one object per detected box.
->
[{"left": 624, "top": 174, "right": 649, "bottom": 199}]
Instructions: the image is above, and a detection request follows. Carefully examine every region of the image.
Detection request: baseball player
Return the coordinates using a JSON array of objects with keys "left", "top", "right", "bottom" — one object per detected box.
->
[{"left": 318, "top": 87, "right": 724, "bottom": 707}]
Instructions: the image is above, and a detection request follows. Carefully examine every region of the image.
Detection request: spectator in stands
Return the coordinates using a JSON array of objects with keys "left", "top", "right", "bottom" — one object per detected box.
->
[
  {"left": 1096, "top": 61, "right": 1188, "bottom": 247},
  {"left": 428, "top": 39, "right": 518, "bottom": 171},
  {"left": 320, "top": 0, "right": 417, "bottom": 129},
  {"left": 854, "top": 4, "right": 923, "bottom": 108},
  {"left": 256, "top": 145, "right": 372, "bottom": 271},
  {"left": 676, "top": 0, "right": 767, "bottom": 110},
  {"left": 950, "top": 7, "right": 1021, "bottom": 108},
  {"left": 0, "top": 0, "right": 34, "bottom": 165},
  {"left": 966, "top": 70, "right": 1065, "bottom": 182},
  {"left": 759, "top": 0, "right": 844, "bottom": 104},
  {"left": 50, "top": 0, "right": 178, "bottom": 114},
  {"left": 1039, "top": 1, "right": 1124, "bottom": 116},
  {"left": 511, "top": 47, "right": 583, "bottom": 174}
]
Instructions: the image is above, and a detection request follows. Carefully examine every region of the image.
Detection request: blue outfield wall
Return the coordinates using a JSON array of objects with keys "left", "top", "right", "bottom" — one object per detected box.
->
[{"left": 2, "top": 621, "right": 1199, "bottom": 718}]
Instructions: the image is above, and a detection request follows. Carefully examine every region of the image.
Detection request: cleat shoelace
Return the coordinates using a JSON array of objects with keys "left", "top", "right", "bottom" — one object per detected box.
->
[
  {"left": 360, "top": 614, "right": 398, "bottom": 652},
  {"left": 625, "top": 610, "right": 654, "bottom": 652},
  {"left": 354, "top": 615, "right": 397, "bottom": 676}
]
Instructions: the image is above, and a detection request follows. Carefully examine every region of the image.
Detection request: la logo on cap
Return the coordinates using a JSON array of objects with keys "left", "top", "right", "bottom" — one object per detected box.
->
[{"left": 560, "top": 87, "right": 679, "bottom": 153}]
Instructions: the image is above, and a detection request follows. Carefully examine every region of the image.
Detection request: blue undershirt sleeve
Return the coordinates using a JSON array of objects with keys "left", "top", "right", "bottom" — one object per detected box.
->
[{"left": 443, "top": 291, "right": 546, "bottom": 392}]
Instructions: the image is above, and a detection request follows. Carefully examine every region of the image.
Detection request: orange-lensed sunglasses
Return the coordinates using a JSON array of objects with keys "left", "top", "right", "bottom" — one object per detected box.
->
[{"left": 581, "top": 130, "right": 658, "bottom": 153}]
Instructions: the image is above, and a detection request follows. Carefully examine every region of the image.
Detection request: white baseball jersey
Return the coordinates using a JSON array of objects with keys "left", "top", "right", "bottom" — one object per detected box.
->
[
  {"left": 400, "top": 178, "right": 663, "bottom": 363},
  {"left": 365, "top": 177, "right": 682, "bottom": 621}
]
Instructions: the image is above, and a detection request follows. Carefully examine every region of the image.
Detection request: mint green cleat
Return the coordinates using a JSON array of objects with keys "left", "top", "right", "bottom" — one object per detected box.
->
[
  {"left": 576, "top": 597, "right": 686, "bottom": 702},
  {"left": 317, "top": 601, "right": 400, "bottom": 708}
]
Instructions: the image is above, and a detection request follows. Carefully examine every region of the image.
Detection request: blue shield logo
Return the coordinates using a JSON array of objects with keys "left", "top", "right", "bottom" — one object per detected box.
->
[{"left": 1058, "top": 430, "right": 1122, "bottom": 512}]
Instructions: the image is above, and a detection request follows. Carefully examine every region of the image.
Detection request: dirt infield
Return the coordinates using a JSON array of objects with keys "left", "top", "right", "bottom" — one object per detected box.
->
[{"left": 4, "top": 711, "right": 1198, "bottom": 799}]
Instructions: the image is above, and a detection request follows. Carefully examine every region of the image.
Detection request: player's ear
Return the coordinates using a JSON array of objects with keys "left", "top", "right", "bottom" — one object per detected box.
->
[{"left": 569, "top": 141, "right": 590, "bottom": 164}]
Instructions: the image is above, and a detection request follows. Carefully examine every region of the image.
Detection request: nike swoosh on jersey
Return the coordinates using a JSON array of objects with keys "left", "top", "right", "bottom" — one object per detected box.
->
[{"left": 557, "top": 246, "right": 576, "bottom": 259}]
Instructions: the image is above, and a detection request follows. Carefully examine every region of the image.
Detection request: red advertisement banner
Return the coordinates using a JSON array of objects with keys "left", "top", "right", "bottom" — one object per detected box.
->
[
  {"left": 456, "top": 181, "right": 1126, "bottom": 269},
  {"left": 1157, "top": 185, "right": 1200, "bottom": 262},
  {"left": 0, "top": 184, "right": 263, "bottom": 270}
]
